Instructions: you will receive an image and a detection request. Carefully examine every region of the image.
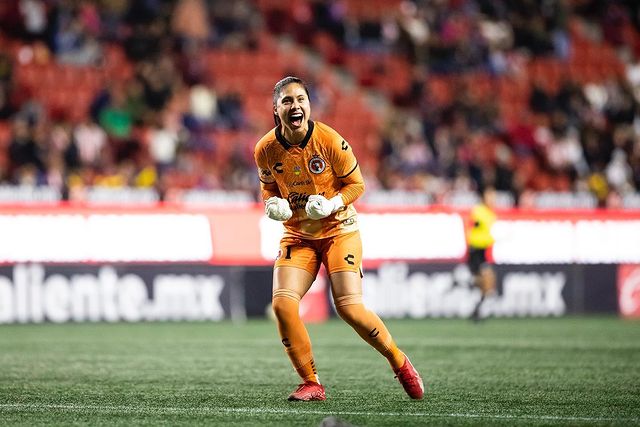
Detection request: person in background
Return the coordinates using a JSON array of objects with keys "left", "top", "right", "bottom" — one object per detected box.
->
[
  {"left": 254, "top": 76, "right": 424, "bottom": 401},
  {"left": 467, "top": 186, "right": 498, "bottom": 322}
]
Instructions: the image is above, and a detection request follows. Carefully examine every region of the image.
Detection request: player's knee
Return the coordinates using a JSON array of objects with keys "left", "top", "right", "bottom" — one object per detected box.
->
[
  {"left": 335, "top": 304, "right": 357, "bottom": 324},
  {"left": 272, "top": 289, "right": 301, "bottom": 320},
  {"left": 334, "top": 294, "right": 363, "bottom": 323}
]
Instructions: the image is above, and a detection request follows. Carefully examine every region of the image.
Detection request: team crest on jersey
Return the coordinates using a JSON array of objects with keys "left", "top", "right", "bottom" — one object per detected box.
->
[
  {"left": 293, "top": 165, "right": 302, "bottom": 176},
  {"left": 308, "top": 155, "right": 326, "bottom": 174}
]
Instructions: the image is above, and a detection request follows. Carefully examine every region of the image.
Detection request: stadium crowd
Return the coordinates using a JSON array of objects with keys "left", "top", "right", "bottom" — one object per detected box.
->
[{"left": 0, "top": 0, "right": 639, "bottom": 208}]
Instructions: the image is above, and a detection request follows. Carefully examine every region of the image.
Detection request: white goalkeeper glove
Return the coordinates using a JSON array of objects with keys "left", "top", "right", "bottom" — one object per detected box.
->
[
  {"left": 265, "top": 196, "right": 292, "bottom": 221},
  {"left": 305, "top": 194, "right": 344, "bottom": 220}
]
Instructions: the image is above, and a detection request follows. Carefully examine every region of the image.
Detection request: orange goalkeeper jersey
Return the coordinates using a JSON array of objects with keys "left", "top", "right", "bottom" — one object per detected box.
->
[{"left": 254, "top": 120, "right": 363, "bottom": 240}]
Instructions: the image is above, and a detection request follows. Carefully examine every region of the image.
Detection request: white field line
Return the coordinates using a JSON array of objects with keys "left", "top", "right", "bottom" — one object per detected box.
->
[{"left": 0, "top": 403, "right": 637, "bottom": 423}]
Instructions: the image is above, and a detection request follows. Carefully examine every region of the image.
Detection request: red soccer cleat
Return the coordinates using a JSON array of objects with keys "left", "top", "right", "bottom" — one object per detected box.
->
[
  {"left": 287, "top": 381, "right": 326, "bottom": 401},
  {"left": 394, "top": 354, "right": 425, "bottom": 400}
]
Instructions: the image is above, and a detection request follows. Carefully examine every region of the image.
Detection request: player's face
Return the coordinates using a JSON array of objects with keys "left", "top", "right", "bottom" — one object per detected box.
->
[{"left": 274, "top": 83, "right": 311, "bottom": 133}]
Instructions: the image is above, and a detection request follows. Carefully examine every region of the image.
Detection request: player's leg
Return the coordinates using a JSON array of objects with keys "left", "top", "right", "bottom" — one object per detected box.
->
[
  {"left": 471, "top": 263, "right": 496, "bottom": 321},
  {"left": 479, "top": 264, "right": 496, "bottom": 295},
  {"left": 330, "top": 271, "right": 404, "bottom": 366},
  {"left": 324, "top": 232, "right": 424, "bottom": 399},
  {"left": 272, "top": 238, "right": 325, "bottom": 401},
  {"left": 468, "top": 248, "right": 487, "bottom": 321}
]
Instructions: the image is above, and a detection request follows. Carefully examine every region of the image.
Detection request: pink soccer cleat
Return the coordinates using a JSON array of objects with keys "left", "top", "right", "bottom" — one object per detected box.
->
[
  {"left": 393, "top": 354, "right": 425, "bottom": 400},
  {"left": 287, "top": 381, "right": 326, "bottom": 401}
]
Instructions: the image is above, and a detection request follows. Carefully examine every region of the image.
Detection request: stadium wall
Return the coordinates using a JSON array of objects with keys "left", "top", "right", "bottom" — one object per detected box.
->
[{"left": 0, "top": 204, "right": 638, "bottom": 323}]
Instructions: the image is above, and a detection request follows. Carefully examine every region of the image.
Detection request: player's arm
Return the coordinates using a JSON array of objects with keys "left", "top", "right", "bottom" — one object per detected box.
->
[
  {"left": 259, "top": 176, "right": 281, "bottom": 201},
  {"left": 330, "top": 136, "right": 364, "bottom": 206},
  {"left": 305, "top": 136, "right": 364, "bottom": 220},
  {"left": 335, "top": 162, "right": 364, "bottom": 206},
  {"left": 254, "top": 147, "right": 281, "bottom": 200},
  {"left": 255, "top": 148, "right": 291, "bottom": 221}
]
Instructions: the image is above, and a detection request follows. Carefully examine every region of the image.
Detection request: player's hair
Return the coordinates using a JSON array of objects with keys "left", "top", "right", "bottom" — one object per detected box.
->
[{"left": 272, "top": 76, "right": 310, "bottom": 127}]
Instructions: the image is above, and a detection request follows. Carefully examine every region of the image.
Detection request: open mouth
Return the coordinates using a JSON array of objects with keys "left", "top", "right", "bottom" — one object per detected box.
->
[{"left": 289, "top": 112, "right": 304, "bottom": 127}]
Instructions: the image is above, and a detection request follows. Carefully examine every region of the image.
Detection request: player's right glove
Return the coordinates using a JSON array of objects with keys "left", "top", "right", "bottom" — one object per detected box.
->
[{"left": 265, "top": 196, "right": 293, "bottom": 221}]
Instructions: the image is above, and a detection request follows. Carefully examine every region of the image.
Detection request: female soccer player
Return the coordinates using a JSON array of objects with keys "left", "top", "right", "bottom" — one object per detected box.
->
[{"left": 254, "top": 76, "right": 424, "bottom": 401}]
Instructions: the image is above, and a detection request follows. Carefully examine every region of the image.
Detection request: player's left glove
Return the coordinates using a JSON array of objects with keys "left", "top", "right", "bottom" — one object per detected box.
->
[
  {"left": 305, "top": 194, "right": 344, "bottom": 220},
  {"left": 265, "top": 196, "right": 293, "bottom": 221}
]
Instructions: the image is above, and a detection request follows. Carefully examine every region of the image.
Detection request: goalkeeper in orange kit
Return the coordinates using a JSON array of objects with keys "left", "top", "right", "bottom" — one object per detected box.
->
[{"left": 254, "top": 76, "right": 424, "bottom": 401}]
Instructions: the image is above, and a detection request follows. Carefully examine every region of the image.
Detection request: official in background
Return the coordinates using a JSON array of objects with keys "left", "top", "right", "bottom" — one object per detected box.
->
[{"left": 467, "top": 186, "right": 497, "bottom": 322}]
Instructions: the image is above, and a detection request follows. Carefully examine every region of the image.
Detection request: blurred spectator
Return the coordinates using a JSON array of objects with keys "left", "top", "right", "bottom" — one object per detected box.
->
[
  {"left": 138, "top": 55, "right": 176, "bottom": 112},
  {"left": 606, "top": 148, "right": 633, "bottom": 193},
  {"left": 51, "top": 0, "right": 102, "bottom": 65},
  {"left": 98, "top": 84, "right": 133, "bottom": 139},
  {"left": 172, "top": 0, "right": 211, "bottom": 48},
  {"left": 186, "top": 84, "right": 218, "bottom": 128},
  {"left": 148, "top": 118, "right": 180, "bottom": 170},
  {"left": 18, "top": 0, "right": 48, "bottom": 42},
  {"left": 216, "top": 90, "right": 245, "bottom": 130},
  {"left": 123, "top": 21, "right": 163, "bottom": 61},
  {"left": 8, "top": 118, "right": 53, "bottom": 186},
  {"left": 394, "top": 1, "right": 430, "bottom": 65},
  {"left": 73, "top": 116, "right": 106, "bottom": 166},
  {"left": 211, "top": 1, "right": 261, "bottom": 49}
]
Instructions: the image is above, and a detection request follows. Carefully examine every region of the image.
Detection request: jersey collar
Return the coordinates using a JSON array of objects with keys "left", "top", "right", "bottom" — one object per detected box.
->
[{"left": 276, "top": 120, "right": 314, "bottom": 150}]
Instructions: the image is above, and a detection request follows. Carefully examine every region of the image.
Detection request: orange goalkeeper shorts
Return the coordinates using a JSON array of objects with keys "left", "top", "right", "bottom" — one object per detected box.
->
[{"left": 275, "top": 230, "right": 363, "bottom": 277}]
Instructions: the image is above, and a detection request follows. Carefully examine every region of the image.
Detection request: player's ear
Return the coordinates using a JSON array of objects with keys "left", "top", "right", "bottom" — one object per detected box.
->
[{"left": 273, "top": 105, "right": 280, "bottom": 126}]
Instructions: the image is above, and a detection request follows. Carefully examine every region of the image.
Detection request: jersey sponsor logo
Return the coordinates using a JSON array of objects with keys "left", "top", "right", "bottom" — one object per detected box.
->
[
  {"left": 287, "top": 192, "right": 311, "bottom": 210},
  {"left": 308, "top": 155, "right": 326, "bottom": 174},
  {"left": 290, "top": 179, "right": 312, "bottom": 187}
]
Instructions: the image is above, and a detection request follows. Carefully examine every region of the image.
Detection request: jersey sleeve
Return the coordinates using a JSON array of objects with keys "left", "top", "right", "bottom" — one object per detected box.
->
[
  {"left": 327, "top": 135, "right": 364, "bottom": 206},
  {"left": 254, "top": 144, "right": 281, "bottom": 201},
  {"left": 328, "top": 136, "right": 358, "bottom": 179}
]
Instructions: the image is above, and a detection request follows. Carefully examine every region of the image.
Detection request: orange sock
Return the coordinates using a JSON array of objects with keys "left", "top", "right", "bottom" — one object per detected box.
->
[
  {"left": 334, "top": 294, "right": 406, "bottom": 370},
  {"left": 272, "top": 289, "right": 320, "bottom": 384}
]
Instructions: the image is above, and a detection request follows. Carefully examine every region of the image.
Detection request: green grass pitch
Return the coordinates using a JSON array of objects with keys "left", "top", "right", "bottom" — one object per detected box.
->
[{"left": 1, "top": 316, "right": 639, "bottom": 426}]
